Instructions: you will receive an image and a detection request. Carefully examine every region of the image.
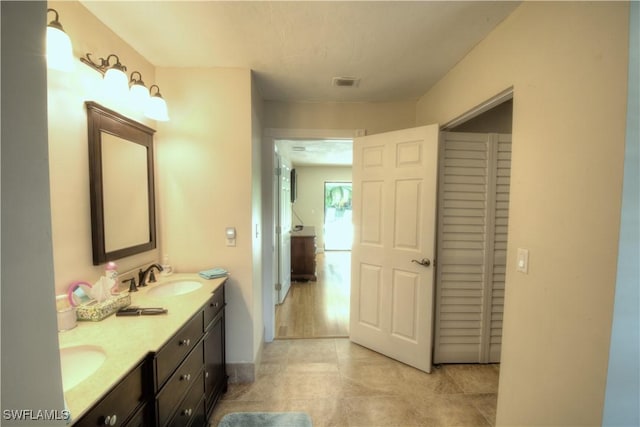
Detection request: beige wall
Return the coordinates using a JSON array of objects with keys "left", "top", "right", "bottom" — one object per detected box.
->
[
  {"left": 47, "top": 1, "right": 159, "bottom": 296},
  {"left": 155, "top": 67, "right": 258, "bottom": 366},
  {"left": 265, "top": 100, "right": 416, "bottom": 135},
  {"left": 293, "top": 166, "right": 353, "bottom": 251},
  {"left": 416, "top": 3, "right": 629, "bottom": 425},
  {"left": 47, "top": 0, "right": 263, "bottom": 370},
  {"left": 449, "top": 100, "right": 512, "bottom": 133}
]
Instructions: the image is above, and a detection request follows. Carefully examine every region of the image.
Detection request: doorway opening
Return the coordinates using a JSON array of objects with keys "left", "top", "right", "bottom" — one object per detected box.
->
[{"left": 270, "top": 132, "right": 356, "bottom": 340}]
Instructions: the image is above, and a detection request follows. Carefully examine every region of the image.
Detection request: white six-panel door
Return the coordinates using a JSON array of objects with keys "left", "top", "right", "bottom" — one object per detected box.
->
[{"left": 350, "top": 125, "right": 439, "bottom": 373}]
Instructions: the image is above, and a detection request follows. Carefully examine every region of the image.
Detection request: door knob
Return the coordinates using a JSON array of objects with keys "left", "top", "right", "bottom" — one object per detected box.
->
[{"left": 411, "top": 258, "right": 431, "bottom": 267}]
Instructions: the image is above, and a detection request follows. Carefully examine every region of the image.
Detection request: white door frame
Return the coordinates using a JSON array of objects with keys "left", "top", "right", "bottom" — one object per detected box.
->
[
  {"left": 441, "top": 87, "right": 513, "bottom": 130},
  {"left": 262, "top": 128, "right": 363, "bottom": 342}
]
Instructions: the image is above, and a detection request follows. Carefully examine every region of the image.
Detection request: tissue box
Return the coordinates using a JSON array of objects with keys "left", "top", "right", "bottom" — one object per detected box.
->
[{"left": 76, "top": 292, "right": 131, "bottom": 321}]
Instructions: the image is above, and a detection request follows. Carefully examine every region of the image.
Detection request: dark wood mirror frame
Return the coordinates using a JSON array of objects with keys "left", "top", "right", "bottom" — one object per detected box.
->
[{"left": 86, "top": 101, "right": 157, "bottom": 265}]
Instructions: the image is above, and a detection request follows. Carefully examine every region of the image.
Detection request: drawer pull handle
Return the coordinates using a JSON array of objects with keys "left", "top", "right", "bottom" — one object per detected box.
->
[
  {"left": 180, "top": 373, "right": 192, "bottom": 381},
  {"left": 179, "top": 338, "right": 191, "bottom": 346},
  {"left": 104, "top": 414, "right": 117, "bottom": 426},
  {"left": 182, "top": 408, "right": 193, "bottom": 417}
]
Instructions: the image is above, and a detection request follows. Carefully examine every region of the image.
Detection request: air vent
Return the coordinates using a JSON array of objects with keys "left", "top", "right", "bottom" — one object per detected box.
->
[
  {"left": 292, "top": 146, "right": 306, "bottom": 151},
  {"left": 332, "top": 76, "right": 360, "bottom": 88}
]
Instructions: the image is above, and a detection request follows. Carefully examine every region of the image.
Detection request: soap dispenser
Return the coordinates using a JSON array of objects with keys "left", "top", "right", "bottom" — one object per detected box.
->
[{"left": 160, "top": 254, "right": 173, "bottom": 276}]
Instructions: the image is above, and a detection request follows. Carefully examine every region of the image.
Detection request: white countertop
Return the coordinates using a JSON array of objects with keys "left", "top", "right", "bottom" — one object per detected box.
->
[
  {"left": 57, "top": 273, "right": 227, "bottom": 423},
  {"left": 291, "top": 226, "right": 316, "bottom": 237}
]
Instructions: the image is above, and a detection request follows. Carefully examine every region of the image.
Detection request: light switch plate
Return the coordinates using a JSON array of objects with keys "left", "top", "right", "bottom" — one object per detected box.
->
[
  {"left": 516, "top": 248, "right": 529, "bottom": 273},
  {"left": 225, "top": 227, "right": 236, "bottom": 247}
]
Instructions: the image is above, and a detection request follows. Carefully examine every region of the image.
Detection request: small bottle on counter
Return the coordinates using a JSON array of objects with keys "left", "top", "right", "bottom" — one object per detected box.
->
[
  {"left": 106, "top": 261, "right": 119, "bottom": 294},
  {"left": 160, "top": 254, "right": 173, "bottom": 276}
]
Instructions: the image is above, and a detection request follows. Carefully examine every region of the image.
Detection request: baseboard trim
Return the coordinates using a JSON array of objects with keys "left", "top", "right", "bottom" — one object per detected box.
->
[
  {"left": 227, "top": 338, "right": 265, "bottom": 383},
  {"left": 227, "top": 363, "right": 255, "bottom": 383}
]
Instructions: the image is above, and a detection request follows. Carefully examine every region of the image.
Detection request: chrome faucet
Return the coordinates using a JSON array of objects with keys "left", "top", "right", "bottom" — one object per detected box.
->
[{"left": 138, "top": 264, "right": 163, "bottom": 287}]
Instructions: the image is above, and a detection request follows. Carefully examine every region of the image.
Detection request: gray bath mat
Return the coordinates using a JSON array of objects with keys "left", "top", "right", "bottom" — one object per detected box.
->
[{"left": 218, "top": 412, "right": 312, "bottom": 427}]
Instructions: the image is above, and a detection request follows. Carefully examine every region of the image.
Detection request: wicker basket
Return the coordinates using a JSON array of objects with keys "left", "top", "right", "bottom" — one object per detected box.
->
[{"left": 76, "top": 292, "right": 131, "bottom": 321}]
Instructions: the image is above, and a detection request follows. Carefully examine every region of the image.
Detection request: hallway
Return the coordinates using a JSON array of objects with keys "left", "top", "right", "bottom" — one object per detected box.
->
[{"left": 275, "top": 251, "right": 351, "bottom": 339}]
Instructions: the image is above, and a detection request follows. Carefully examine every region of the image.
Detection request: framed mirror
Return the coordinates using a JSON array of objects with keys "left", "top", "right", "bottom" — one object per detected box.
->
[{"left": 86, "top": 101, "right": 156, "bottom": 265}]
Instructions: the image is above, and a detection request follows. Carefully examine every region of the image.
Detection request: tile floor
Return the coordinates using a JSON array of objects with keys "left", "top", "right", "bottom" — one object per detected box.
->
[{"left": 209, "top": 338, "right": 499, "bottom": 427}]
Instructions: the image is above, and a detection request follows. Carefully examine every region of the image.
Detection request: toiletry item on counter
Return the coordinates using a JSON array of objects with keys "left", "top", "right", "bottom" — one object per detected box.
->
[
  {"left": 67, "top": 281, "right": 93, "bottom": 307},
  {"left": 89, "top": 276, "right": 113, "bottom": 302},
  {"left": 56, "top": 294, "right": 77, "bottom": 331},
  {"left": 67, "top": 279, "right": 132, "bottom": 321},
  {"left": 105, "top": 261, "right": 119, "bottom": 294},
  {"left": 76, "top": 292, "right": 131, "bottom": 321},
  {"left": 160, "top": 254, "right": 173, "bottom": 276},
  {"left": 198, "top": 267, "right": 228, "bottom": 279},
  {"left": 88, "top": 261, "right": 119, "bottom": 302}
]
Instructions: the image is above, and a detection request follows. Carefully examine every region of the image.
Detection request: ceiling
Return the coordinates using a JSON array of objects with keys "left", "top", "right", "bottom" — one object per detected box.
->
[
  {"left": 81, "top": 1, "right": 520, "bottom": 165},
  {"left": 276, "top": 139, "right": 353, "bottom": 167}
]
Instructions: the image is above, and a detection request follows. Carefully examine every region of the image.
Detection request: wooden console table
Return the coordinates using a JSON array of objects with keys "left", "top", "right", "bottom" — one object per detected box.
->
[{"left": 291, "top": 226, "right": 317, "bottom": 281}]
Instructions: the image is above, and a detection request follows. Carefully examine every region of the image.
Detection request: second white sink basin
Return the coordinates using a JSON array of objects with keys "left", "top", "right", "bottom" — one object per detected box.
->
[
  {"left": 147, "top": 280, "right": 202, "bottom": 297},
  {"left": 59, "top": 345, "right": 106, "bottom": 392}
]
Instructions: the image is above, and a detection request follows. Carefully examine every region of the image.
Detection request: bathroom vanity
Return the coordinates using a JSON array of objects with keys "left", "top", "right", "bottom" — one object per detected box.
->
[{"left": 59, "top": 274, "right": 227, "bottom": 427}]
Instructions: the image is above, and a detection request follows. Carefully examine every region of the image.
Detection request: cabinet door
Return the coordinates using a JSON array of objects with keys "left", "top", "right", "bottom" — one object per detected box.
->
[
  {"left": 290, "top": 236, "right": 304, "bottom": 274},
  {"left": 74, "top": 359, "right": 147, "bottom": 427},
  {"left": 204, "top": 310, "right": 226, "bottom": 416}
]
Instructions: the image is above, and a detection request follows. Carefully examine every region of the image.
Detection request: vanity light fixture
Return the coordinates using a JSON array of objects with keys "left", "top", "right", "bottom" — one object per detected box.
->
[
  {"left": 80, "top": 53, "right": 129, "bottom": 97},
  {"left": 80, "top": 53, "right": 169, "bottom": 121},
  {"left": 145, "top": 85, "right": 170, "bottom": 122},
  {"left": 46, "top": 8, "right": 74, "bottom": 71},
  {"left": 129, "top": 71, "right": 150, "bottom": 110}
]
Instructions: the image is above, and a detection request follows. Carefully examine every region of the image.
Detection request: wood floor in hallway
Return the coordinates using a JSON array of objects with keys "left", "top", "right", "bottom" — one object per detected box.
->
[{"left": 275, "top": 251, "right": 351, "bottom": 339}]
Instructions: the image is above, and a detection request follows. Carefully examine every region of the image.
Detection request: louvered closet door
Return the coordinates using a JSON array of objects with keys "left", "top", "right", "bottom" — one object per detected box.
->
[{"left": 433, "top": 132, "right": 512, "bottom": 364}]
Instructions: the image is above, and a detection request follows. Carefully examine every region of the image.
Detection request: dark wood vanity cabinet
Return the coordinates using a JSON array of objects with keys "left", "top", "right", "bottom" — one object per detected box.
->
[
  {"left": 73, "top": 359, "right": 150, "bottom": 427},
  {"left": 73, "top": 283, "right": 226, "bottom": 427},
  {"left": 291, "top": 227, "right": 317, "bottom": 281},
  {"left": 151, "top": 283, "right": 227, "bottom": 427}
]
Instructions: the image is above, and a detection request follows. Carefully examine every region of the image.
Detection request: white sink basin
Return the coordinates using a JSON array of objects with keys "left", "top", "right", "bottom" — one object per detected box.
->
[
  {"left": 147, "top": 280, "right": 202, "bottom": 297},
  {"left": 59, "top": 345, "right": 106, "bottom": 392}
]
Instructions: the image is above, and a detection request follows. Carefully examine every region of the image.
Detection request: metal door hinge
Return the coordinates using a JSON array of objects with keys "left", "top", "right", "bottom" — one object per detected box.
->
[{"left": 275, "top": 283, "right": 282, "bottom": 291}]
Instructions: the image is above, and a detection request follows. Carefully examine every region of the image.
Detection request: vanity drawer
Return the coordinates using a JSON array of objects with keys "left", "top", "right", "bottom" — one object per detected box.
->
[
  {"left": 74, "top": 359, "right": 147, "bottom": 427},
  {"left": 157, "top": 340, "right": 204, "bottom": 426},
  {"left": 166, "top": 372, "right": 205, "bottom": 427},
  {"left": 155, "top": 312, "right": 203, "bottom": 388},
  {"left": 203, "top": 285, "right": 224, "bottom": 331}
]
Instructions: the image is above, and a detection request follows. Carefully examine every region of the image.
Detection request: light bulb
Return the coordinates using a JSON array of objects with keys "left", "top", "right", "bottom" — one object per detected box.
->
[
  {"left": 130, "top": 83, "right": 150, "bottom": 111},
  {"left": 103, "top": 67, "right": 129, "bottom": 99},
  {"left": 46, "top": 26, "right": 74, "bottom": 71},
  {"left": 145, "top": 96, "right": 170, "bottom": 122}
]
